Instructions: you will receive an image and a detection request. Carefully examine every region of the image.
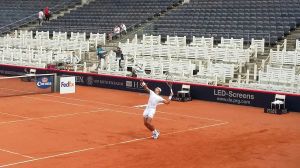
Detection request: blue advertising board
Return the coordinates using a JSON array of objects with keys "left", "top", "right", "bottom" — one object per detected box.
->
[
  {"left": 36, "top": 76, "right": 53, "bottom": 89},
  {"left": 1, "top": 64, "right": 300, "bottom": 112}
]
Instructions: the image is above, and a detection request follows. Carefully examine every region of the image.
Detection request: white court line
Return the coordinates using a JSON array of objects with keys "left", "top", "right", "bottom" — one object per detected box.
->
[
  {"left": 1, "top": 87, "right": 227, "bottom": 123},
  {"left": 23, "top": 96, "right": 92, "bottom": 108},
  {"left": 0, "top": 149, "right": 34, "bottom": 159},
  {"left": 32, "top": 94, "right": 228, "bottom": 123},
  {"left": 0, "top": 148, "right": 95, "bottom": 168},
  {"left": 134, "top": 103, "right": 164, "bottom": 108},
  {"left": 157, "top": 111, "right": 225, "bottom": 122},
  {"left": 0, "top": 112, "right": 30, "bottom": 119},
  {"left": 0, "top": 88, "right": 35, "bottom": 95},
  {"left": 101, "top": 108, "right": 177, "bottom": 121},
  {"left": 0, "top": 122, "right": 228, "bottom": 168},
  {"left": 23, "top": 95, "right": 226, "bottom": 122},
  {"left": 0, "top": 109, "right": 105, "bottom": 125},
  {"left": 0, "top": 106, "right": 175, "bottom": 126},
  {"left": 131, "top": 104, "right": 223, "bottom": 122},
  {"left": 39, "top": 94, "right": 160, "bottom": 111}
]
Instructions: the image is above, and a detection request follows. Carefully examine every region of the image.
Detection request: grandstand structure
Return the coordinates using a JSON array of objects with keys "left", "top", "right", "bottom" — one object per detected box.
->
[
  {"left": 144, "top": 0, "right": 300, "bottom": 44},
  {"left": 0, "top": 0, "right": 300, "bottom": 95},
  {"left": 37, "top": 0, "right": 181, "bottom": 33}
]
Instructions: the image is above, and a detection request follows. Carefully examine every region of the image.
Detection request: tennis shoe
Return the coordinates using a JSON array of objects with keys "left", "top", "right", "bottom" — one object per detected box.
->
[
  {"left": 153, "top": 130, "right": 160, "bottom": 139},
  {"left": 152, "top": 131, "right": 155, "bottom": 138}
]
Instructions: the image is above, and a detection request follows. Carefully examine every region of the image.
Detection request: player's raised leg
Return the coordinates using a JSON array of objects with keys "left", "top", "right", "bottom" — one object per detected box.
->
[
  {"left": 144, "top": 116, "right": 160, "bottom": 138},
  {"left": 143, "top": 117, "right": 154, "bottom": 131}
]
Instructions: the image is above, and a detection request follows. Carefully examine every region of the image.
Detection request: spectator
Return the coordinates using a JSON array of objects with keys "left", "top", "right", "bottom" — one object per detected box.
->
[
  {"left": 120, "top": 23, "right": 127, "bottom": 35},
  {"left": 108, "top": 31, "right": 113, "bottom": 41},
  {"left": 113, "top": 25, "right": 121, "bottom": 39},
  {"left": 96, "top": 45, "right": 106, "bottom": 70},
  {"left": 38, "top": 9, "right": 44, "bottom": 25},
  {"left": 113, "top": 47, "right": 124, "bottom": 69},
  {"left": 44, "top": 7, "right": 51, "bottom": 21}
]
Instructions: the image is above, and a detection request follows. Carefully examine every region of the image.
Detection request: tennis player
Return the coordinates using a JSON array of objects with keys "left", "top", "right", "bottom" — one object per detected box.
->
[{"left": 141, "top": 81, "right": 173, "bottom": 139}]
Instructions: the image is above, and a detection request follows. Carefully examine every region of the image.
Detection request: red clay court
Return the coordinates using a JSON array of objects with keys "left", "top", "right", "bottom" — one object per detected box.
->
[{"left": 0, "top": 86, "right": 299, "bottom": 168}]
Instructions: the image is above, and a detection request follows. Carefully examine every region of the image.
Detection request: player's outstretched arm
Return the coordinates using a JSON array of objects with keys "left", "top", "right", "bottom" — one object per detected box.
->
[
  {"left": 141, "top": 80, "right": 150, "bottom": 93},
  {"left": 162, "top": 92, "right": 173, "bottom": 104},
  {"left": 163, "top": 99, "right": 171, "bottom": 104}
]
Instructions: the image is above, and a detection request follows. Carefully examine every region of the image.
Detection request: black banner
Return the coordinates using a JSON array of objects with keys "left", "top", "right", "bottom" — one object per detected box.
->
[{"left": 1, "top": 64, "right": 300, "bottom": 112}]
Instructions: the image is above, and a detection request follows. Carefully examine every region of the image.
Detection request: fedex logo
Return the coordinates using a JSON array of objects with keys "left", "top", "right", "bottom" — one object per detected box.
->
[{"left": 61, "top": 81, "right": 75, "bottom": 87}]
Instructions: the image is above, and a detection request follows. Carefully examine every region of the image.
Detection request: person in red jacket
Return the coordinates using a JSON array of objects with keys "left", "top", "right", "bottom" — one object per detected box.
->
[{"left": 44, "top": 7, "right": 51, "bottom": 21}]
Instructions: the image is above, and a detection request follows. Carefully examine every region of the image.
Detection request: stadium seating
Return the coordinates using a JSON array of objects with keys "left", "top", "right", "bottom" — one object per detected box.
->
[
  {"left": 144, "top": 0, "right": 300, "bottom": 44},
  {"left": 258, "top": 65, "right": 297, "bottom": 85},
  {"left": 269, "top": 49, "right": 300, "bottom": 66},
  {"left": 0, "top": 30, "right": 106, "bottom": 70},
  {"left": 113, "top": 34, "right": 263, "bottom": 85},
  {"left": 37, "top": 0, "right": 180, "bottom": 33},
  {"left": 230, "top": 40, "right": 300, "bottom": 94},
  {"left": 0, "top": 47, "right": 76, "bottom": 68},
  {"left": 229, "top": 81, "right": 300, "bottom": 94},
  {"left": 0, "top": 31, "right": 90, "bottom": 52},
  {"left": 120, "top": 35, "right": 256, "bottom": 64},
  {"left": 100, "top": 50, "right": 219, "bottom": 85},
  {"left": 0, "top": 0, "right": 81, "bottom": 34},
  {"left": 251, "top": 38, "right": 265, "bottom": 54},
  {"left": 190, "top": 36, "right": 214, "bottom": 48},
  {"left": 141, "top": 35, "right": 161, "bottom": 45}
]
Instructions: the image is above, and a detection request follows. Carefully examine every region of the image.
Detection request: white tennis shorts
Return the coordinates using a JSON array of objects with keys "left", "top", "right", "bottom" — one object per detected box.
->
[{"left": 143, "top": 108, "right": 156, "bottom": 118}]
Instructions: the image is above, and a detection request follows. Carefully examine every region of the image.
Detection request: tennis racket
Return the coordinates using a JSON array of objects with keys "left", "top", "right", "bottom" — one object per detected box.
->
[
  {"left": 165, "top": 72, "right": 174, "bottom": 95},
  {"left": 135, "top": 63, "right": 144, "bottom": 73}
]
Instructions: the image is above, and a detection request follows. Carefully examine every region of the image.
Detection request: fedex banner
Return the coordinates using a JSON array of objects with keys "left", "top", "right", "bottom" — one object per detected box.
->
[
  {"left": 60, "top": 76, "right": 76, "bottom": 94},
  {"left": 1, "top": 64, "right": 300, "bottom": 112}
]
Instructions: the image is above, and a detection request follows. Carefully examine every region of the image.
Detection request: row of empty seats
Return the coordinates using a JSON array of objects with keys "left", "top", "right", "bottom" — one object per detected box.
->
[
  {"left": 0, "top": 30, "right": 106, "bottom": 70},
  {"left": 0, "top": 34, "right": 89, "bottom": 52},
  {"left": 121, "top": 42, "right": 252, "bottom": 64},
  {"left": 145, "top": 0, "right": 300, "bottom": 44},
  {"left": 0, "top": 47, "right": 79, "bottom": 68},
  {"left": 121, "top": 35, "right": 264, "bottom": 64},
  {"left": 103, "top": 35, "right": 252, "bottom": 84},
  {"left": 139, "top": 34, "right": 265, "bottom": 53},
  {"left": 1, "top": 30, "right": 106, "bottom": 52},
  {"left": 97, "top": 51, "right": 223, "bottom": 85},
  {"left": 230, "top": 66, "right": 300, "bottom": 93},
  {"left": 230, "top": 39, "right": 300, "bottom": 93},
  {"left": 270, "top": 49, "right": 300, "bottom": 66}
]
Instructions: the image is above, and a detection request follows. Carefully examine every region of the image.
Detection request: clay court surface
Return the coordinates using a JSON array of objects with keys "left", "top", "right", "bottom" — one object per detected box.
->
[{"left": 0, "top": 86, "right": 299, "bottom": 168}]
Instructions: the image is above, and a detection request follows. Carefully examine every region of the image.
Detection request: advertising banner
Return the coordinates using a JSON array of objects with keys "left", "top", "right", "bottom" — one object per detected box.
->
[
  {"left": 1, "top": 64, "right": 300, "bottom": 112},
  {"left": 60, "top": 76, "right": 76, "bottom": 94},
  {"left": 36, "top": 76, "right": 53, "bottom": 89}
]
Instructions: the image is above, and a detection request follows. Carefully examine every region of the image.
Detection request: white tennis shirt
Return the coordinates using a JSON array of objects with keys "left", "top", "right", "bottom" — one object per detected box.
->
[{"left": 146, "top": 90, "right": 164, "bottom": 109}]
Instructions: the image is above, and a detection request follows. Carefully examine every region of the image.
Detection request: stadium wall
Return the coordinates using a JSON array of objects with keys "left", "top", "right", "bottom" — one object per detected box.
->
[{"left": 1, "top": 64, "right": 300, "bottom": 112}]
